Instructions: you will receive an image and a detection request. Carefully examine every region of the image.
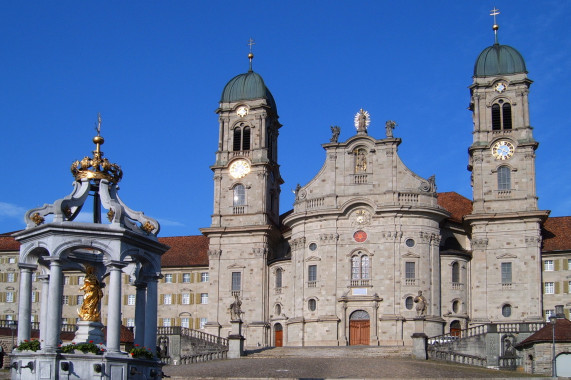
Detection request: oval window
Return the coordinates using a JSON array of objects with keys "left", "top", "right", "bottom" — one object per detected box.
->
[{"left": 308, "top": 299, "right": 317, "bottom": 311}]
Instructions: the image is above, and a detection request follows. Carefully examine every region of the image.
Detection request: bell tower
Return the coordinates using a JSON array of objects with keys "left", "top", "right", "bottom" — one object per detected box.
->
[
  {"left": 201, "top": 48, "right": 283, "bottom": 346},
  {"left": 465, "top": 10, "right": 549, "bottom": 324}
]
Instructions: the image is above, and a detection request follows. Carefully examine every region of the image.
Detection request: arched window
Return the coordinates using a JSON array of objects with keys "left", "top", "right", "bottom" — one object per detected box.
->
[
  {"left": 275, "top": 268, "right": 283, "bottom": 289},
  {"left": 354, "top": 148, "right": 367, "bottom": 173},
  {"left": 351, "top": 251, "right": 370, "bottom": 282},
  {"left": 502, "top": 304, "right": 512, "bottom": 317},
  {"left": 233, "top": 184, "right": 246, "bottom": 206},
  {"left": 451, "top": 262, "right": 460, "bottom": 284},
  {"left": 497, "top": 166, "right": 511, "bottom": 190},
  {"left": 491, "top": 100, "right": 512, "bottom": 130},
  {"left": 232, "top": 124, "right": 251, "bottom": 151},
  {"left": 308, "top": 299, "right": 317, "bottom": 311},
  {"left": 275, "top": 304, "right": 281, "bottom": 316},
  {"left": 405, "top": 296, "right": 414, "bottom": 310}
]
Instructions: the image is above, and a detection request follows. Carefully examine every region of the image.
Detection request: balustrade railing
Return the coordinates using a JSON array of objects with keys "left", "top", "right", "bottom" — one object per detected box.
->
[{"left": 179, "top": 350, "right": 227, "bottom": 364}]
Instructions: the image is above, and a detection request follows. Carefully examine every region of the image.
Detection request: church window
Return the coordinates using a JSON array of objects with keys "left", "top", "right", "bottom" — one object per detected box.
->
[
  {"left": 308, "top": 265, "right": 317, "bottom": 286},
  {"left": 351, "top": 252, "right": 370, "bottom": 283},
  {"left": 544, "top": 260, "right": 554, "bottom": 271},
  {"left": 451, "top": 262, "right": 460, "bottom": 284},
  {"left": 233, "top": 184, "right": 246, "bottom": 206},
  {"left": 405, "top": 238, "right": 415, "bottom": 247},
  {"left": 309, "top": 243, "right": 317, "bottom": 251},
  {"left": 497, "top": 166, "right": 511, "bottom": 190},
  {"left": 233, "top": 124, "right": 251, "bottom": 151},
  {"left": 354, "top": 148, "right": 367, "bottom": 173},
  {"left": 232, "top": 272, "right": 242, "bottom": 293},
  {"left": 201, "top": 293, "right": 208, "bottom": 304},
  {"left": 127, "top": 294, "right": 135, "bottom": 305},
  {"left": 502, "top": 304, "right": 512, "bottom": 317},
  {"left": 308, "top": 299, "right": 317, "bottom": 311},
  {"left": 405, "top": 262, "right": 416, "bottom": 285},
  {"left": 544, "top": 282, "right": 554, "bottom": 294},
  {"left": 501, "top": 262, "right": 512, "bottom": 284},
  {"left": 405, "top": 296, "right": 414, "bottom": 310},
  {"left": 491, "top": 100, "right": 512, "bottom": 131},
  {"left": 275, "top": 268, "right": 283, "bottom": 289},
  {"left": 275, "top": 304, "right": 281, "bottom": 316}
]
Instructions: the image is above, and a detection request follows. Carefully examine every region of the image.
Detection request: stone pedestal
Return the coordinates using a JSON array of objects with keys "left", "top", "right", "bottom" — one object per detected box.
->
[
  {"left": 227, "top": 320, "right": 244, "bottom": 359},
  {"left": 411, "top": 333, "right": 428, "bottom": 360},
  {"left": 74, "top": 320, "right": 105, "bottom": 345}
]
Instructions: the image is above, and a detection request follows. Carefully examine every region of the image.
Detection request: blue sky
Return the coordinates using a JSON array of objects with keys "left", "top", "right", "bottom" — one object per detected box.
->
[{"left": 1, "top": 1, "right": 570, "bottom": 237}]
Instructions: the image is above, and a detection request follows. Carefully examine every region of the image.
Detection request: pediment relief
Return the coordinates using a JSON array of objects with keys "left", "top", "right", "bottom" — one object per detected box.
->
[
  {"left": 401, "top": 252, "right": 420, "bottom": 259},
  {"left": 227, "top": 264, "right": 246, "bottom": 269},
  {"left": 305, "top": 256, "right": 321, "bottom": 262},
  {"left": 495, "top": 253, "right": 518, "bottom": 259}
]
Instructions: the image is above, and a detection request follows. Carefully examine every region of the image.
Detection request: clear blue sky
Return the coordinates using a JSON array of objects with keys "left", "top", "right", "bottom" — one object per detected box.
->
[{"left": 1, "top": 1, "right": 570, "bottom": 237}]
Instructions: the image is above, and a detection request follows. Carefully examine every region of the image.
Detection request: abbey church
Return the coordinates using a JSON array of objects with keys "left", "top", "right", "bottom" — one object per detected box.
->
[{"left": 0, "top": 21, "right": 570, "bottom": 351}]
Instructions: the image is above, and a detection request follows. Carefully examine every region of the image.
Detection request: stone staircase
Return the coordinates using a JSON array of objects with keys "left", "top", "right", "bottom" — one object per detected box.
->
[{"left": 246, "top": 345, "right": 411, "bottom": 359}]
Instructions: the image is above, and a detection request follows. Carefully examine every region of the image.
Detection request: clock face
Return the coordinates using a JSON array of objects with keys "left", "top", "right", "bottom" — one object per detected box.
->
[
  {"left": 491, "top": 140, "right": 515, "bottom": 160},
  {"left": 236, "top": 106, "right": 248, "bottom": 117},
  {"left": 353, "top": 230, "right": 367, "bottom": 243},
  {"left": 229, "top": 159, "right": 251, "bottom": 179},
  {"left": 494, "top": 82, "right": 507, "bottom": 93}
]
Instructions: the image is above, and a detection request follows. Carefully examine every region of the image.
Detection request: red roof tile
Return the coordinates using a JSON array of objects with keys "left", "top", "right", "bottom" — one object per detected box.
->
[
  {"left": 542, "top": 217, "right": 571, "bottom": 252},
  {"left": 516, "top": 318, "right": 571, "bottom": 347},
  {"left": 437, "top": 192, "right": 473, "bottom": 223},
  {"left": 158, "top": 235, "right": 209, "bottom": 267},
  {"left": 0, "top": 233, "right": 19, "bottom": 251}
]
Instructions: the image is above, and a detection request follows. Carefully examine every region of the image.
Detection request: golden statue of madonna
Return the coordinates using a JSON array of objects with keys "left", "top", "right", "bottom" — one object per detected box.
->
[{"left": 78, "top": 265, "right": 103, "bottom": 321}]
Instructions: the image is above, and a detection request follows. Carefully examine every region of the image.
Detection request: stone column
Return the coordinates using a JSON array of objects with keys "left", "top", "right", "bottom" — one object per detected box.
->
[
  {"left": 134, "top": 282, "right": 147, "bottom": 346},
  {"left": 144, "top": 275, "right": 160, "bottom": 353},
  {"left": 16, "top": 264, "right": 36, "bottom": 344},
  {"left": 44, "top": 258, "right": 63, "bottom": 352},
  {"left": 38, "top": 274, "right": 50, "bottom": 342},
  {"left": 106, "top": 263, "right": 125, "bottom": 353}
]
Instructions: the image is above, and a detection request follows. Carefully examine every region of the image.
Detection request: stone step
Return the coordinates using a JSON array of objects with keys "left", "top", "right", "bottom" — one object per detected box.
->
[{"left": 246, "top": 346, "right": 411, "bottom": 359}]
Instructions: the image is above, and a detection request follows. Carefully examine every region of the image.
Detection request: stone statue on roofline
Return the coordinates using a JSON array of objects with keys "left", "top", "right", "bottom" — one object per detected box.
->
[{"left": 330, "top": 125, "right": 340, "bottom": 143}]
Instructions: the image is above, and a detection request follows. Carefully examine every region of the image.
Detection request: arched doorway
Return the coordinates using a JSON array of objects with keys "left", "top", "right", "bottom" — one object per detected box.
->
[
  {"left": 274, "top": 323, "right": 283, "bottom": 347},
  {"left": 349, "top": 310, "right": 370, "bottom": 346},
  {"left": 450, "top": 320, "right": 461, "bottom": 337}
]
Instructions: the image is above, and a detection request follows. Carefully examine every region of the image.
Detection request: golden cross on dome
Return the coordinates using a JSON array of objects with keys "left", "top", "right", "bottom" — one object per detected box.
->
[
  {"left": 490, "top": 7, "right": 500, "bottom": 43},
  {"left": 247, "top": 38, "right": 255, "bottom": 71},
  {"left": 248, "top": 38, "right": 255, "bottom": 53}
]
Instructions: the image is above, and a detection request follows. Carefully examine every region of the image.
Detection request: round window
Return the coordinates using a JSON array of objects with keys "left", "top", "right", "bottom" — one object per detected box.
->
[
  {"left": 308, "top": 299, "right": 317, "bottom": 311},
  {"left": 309, "top": 243, "right": 317, "bottom": 251},
  {"left": 405, "top": 238, "right": 415, "bottom": 247},
  {"left": 502, "top": 304, "right": 512, "bottom": 317},
  {"left": 405, "top": 296, "right": 414, "bottom": 310}
]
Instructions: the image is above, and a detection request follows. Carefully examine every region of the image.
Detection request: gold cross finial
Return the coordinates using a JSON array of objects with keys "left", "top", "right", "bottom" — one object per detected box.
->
[
  {"left": 95, "top": 112, "right": 102, "bottom": 136},
  {"left": 247, "top": 38, "right": 255, "bottom": 71},
  {"left": 490, "top": 7, "right": 500, "bottom": 43}
]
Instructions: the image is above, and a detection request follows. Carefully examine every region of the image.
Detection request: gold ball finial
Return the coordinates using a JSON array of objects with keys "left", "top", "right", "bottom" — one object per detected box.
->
[
  {"left": 248, "top": 52, "right": 254, "bottom": 59},
  {"left": 493, "top": 24, "right": 499, "bottom": 31},
  {"left": 93, "top": 135, "right": 104, "bottom": 145}
]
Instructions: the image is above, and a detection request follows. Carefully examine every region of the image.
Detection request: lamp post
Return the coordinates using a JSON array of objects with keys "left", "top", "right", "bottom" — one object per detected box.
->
[{"left": 8, "top": 320, "right": 17, "bottom": 351}]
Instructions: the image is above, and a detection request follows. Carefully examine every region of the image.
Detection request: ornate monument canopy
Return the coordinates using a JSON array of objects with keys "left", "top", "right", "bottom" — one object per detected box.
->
[{"left": 24, "top": 113, "right": 160, "bottom": 236}]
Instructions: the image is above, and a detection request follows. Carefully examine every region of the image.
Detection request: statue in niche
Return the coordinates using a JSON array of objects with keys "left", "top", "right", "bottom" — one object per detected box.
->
[
  {"left": 78, "top": 265, "right": 103, "bottom": 322},
  {"left": 503, "top": 336, "right": 516, "bottom": 358},
  {"left": 229, "top": 294, "right": 242, "bottom": 321},
  {"left": 385, "top": 120, "right": 397, "bottom": 138},
  {"left": 330, "top": 126, "right": 341, "bottom": 143},
  {"left": 355, "top": 149, "right": 367, "bottom": 172},
  {"left": 414, "top": 290, "right": 427, "bottom": 317}
]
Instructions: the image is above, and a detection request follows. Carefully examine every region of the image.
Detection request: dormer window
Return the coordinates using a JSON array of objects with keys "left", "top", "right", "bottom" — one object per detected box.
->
[
  {"left": 233, "top": 124, "right": 251, "bottom": 151},
  {"left": 491, "top": 100, "right": 512, "bottom": 131}
]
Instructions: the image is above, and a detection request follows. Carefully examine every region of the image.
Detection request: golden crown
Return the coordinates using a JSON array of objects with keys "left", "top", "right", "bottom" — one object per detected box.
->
[{"left": 70, "top": 114, "right": 123, "bottom": 184}]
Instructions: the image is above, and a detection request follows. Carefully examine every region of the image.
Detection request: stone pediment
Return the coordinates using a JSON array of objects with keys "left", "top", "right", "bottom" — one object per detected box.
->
[
  {"left": 305, "top": 256, "right": 321, "bottom": 262},
  {"left": 227, "top": 264, "right": 246, "bottom": 269},
  {"left": 401, "top": 252, "right": 420, "bottom": 259},
  {"left": 495, "top": 252, "right": 518, "bottom": 259}
]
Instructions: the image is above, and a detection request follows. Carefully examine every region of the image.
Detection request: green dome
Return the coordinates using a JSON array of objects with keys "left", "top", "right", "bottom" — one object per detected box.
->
[
  {"left": 474, "top": 43, "right": 527, "bottom": 77},
  {"left": 220, "top": 71, "right": 276, "bottom": 111}
]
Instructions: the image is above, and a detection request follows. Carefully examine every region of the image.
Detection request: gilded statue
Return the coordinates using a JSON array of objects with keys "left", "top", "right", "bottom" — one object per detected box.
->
[{"left": 78, "top": 265, "right": 103, "bottom": 322}]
